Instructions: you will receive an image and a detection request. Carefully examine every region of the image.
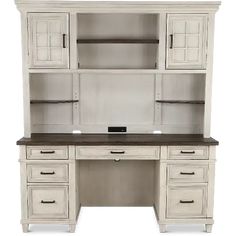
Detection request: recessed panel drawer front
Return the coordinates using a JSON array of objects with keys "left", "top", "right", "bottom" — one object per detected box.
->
[
  {"left": 27, "top": 164, "right": 69, "bottom": 183},
  {"left": 167, "top": 164, "right": 208, "bottom": 183},
  {"left": 76, "top": 146, "right": 159, "bottom": 160},
  {"left": 28, "top": 186, "right": 68, "bottom": 219},
  {"left": 167, "top": 186, "right": 207, "bottom": 218},
  {"left": 168, "top": 146, "right": 208, "bottom": 160},
  {"left": 27, "top": 146, "right": 68, "bottom": 160}
]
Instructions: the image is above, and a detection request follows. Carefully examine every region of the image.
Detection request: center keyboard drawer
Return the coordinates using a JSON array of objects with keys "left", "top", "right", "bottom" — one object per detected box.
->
[
  {"left": 28, "top": 186, "right": 68, "bottom": 219},
  {"left": 27, "top": 164, "right": 69, "bottom": 183},
  {"left": 76, "top": 146, "right": 159, "bottom": 160}
]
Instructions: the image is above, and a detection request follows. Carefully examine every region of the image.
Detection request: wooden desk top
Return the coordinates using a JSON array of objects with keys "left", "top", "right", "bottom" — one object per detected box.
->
[{"left": 17, "top": 134, "right": 219, "bottom": 146}]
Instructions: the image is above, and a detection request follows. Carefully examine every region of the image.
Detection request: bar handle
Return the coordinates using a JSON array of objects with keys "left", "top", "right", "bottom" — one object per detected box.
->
[
  {"left": 110, "top": 151, "right": 125, "bottom": 154},
  {"left": 62, "top": 34, "right": 66, "bottom": 48},
  {"left": 40, "top": 171, "right": 55, "bottom": 175},
  {"left": 179, "top": 200, "right": 194, "bottom": 204},
  {"left": 41, "top": 200, "right": 56, "bottom": 204},
  {"left": 180, "top": 172, "right": 195, "bottom": 175},
  {"left": 170, "top": 34, "right": 174, "bottom": 49},
  {"left": 40, "top": 151, "right": 55, "bottom": 154},
  {"left": 180, "top": 151, "right": 195, "bottom": 154}
]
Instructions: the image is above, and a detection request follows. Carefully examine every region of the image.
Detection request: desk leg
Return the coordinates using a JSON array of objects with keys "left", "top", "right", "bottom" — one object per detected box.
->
[
  {"left": 22, "top": 224, "right": 29, "bottom": 233},
  {"left": 69, "top": 224, "right": 76, "bottom": 233},
  {"left": 205, "top": 224, "right": 213, "bottom": 233},
  {"left": 159, "top": 224, "right": 166, "bottom": 233}
]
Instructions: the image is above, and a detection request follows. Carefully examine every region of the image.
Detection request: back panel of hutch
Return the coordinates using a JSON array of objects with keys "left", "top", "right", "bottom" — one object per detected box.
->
[{"left": 15, "top": 0, "right": 220, "bottom": 233}]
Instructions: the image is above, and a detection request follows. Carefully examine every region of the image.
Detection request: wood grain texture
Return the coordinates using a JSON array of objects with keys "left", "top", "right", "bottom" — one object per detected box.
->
[{"left": 17, "top": 134, "right": 219, "bottom": 146}]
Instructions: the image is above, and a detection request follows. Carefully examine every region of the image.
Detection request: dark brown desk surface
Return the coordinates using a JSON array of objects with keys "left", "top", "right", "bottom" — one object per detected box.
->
[{"left": 17, "top": 134, "right": 219, "bottom": 146}]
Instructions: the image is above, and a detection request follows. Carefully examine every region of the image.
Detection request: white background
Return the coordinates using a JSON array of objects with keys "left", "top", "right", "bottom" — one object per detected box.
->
[{"left": 0, "top": 0, "right": 234, "bottom": 235}]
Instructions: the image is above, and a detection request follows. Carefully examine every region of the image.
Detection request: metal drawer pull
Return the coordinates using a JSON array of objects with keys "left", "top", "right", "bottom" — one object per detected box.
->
[
  {"left": 180, "top": 200, "right": 194, "bottom": 204},
  {"left": 40, "top": 151, "right": 55, "bottom": 154},
  {"left": 41, "top": 200, "right": 56, "bottom": 204},
  {"left": 110, "top": 151, "right": 125, "bottom": 154},
  {"left": 40, "top": 171, "right": 55, "bottom": 175},
  {"left": 180, "top": 151, "right": 195, "bottom": 154},
  {"left": 62, "top": 34, "right": 66, "bottom": 48},
  {"left": 180, "top": 172, "right": 195, "bottom": 175},
  {"left": 170, "top": 34, "right": 174, "bottom": 49},
  {"left": 114, "top": 159, "right": 120, "bottom": 162}
]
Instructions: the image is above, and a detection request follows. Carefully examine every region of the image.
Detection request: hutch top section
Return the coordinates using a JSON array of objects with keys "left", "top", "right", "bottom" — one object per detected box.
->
[
  {"left": 15, "top": 1, "right": 220, "bottom": 137},
  {"left": 15, "top": 1, "right": 220, "bottom": 12}
]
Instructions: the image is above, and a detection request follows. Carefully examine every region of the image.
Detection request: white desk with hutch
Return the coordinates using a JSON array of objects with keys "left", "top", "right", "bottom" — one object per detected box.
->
[{"left": 15, "top": 0, "right": 220, "bottom": 233}]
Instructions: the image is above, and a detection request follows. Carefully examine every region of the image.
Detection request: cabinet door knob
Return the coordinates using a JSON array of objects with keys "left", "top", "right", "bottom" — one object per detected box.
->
[
  {"left": 179, "top": 200, "right": 194, "bottom": 204},
  {"left": 41, "top": 200, "right": 56, "bottom": 204},
  {"left": 40, "top": 171, "right": 55, "bottom": 175}
]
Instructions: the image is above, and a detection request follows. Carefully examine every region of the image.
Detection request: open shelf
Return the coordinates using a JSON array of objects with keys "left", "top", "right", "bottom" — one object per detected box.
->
[
  {"left": 156, "top": 100, "right": 205, "bottom": 104},
  {"left": 30, "top": 100, "right": 79, "bottom": 104},
  {"left": 77, "top": 39, "right": 159, "bottom": 44},
  {"left": 77, "top": 13, "right": 159, "bottom": 69}
]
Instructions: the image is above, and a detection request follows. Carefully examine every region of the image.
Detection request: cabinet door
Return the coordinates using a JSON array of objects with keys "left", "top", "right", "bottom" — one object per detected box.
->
[
  {"left": 166, "top": 14, "right": 207, "bottom": 69},
  {"left": 28, "top": 13, "right": 69, "bottom": 68}
]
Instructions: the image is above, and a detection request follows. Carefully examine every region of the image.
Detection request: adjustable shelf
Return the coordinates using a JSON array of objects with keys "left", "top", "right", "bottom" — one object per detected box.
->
[
  {"left": 30, "top": 100, "right": 79, "bottom": 104},
  {"left": 77, "top": 39, "right": 159, "bottom": 44},
  {"left": 155, "top": 100, "right": 205, "bottom": 104}
]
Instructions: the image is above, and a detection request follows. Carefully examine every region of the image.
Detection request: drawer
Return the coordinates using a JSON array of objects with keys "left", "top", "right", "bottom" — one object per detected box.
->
[
  {"left": 27, "top": 164, "right": 69, "bottom": 183},
  {"left": 167, "top": 164, "right": 208, "bottom": 183},
  {"left": 168, "top": 146, "right": 208, "bottom": 160},
  {"left": 28, "top": 186, "right": 68, "bottom": 219},
  {"left": 27, "top": 146, "right": 68, "bottom": 160},
  {"left": 167, "top": 186, "right": 207, "bottom": 218},
  {"left": 76, "top": 146, "right": 159, "bottom": 160}
]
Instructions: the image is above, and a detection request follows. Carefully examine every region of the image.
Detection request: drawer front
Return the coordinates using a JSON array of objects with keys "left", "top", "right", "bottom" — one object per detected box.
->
[
  {"left": 28, "top": 186, "right": 68, "bottom": 219},
  {"left": 27, "top": 146, "right": 68, "bottom": 160},
  {"left": 76, "top": 146, "right": 159, "bottom": 160},
  {"left": 27, "top": 164, "right": 69, "bottom": 183},
  {"left": 167, "top": 186, "right": 207, "bottom": 218},
  {"left": 167, "top": 164, "right": 208, "bottom": 183},
  {"left": 168, "top": 146, "right": 208, "bottom": 160}
]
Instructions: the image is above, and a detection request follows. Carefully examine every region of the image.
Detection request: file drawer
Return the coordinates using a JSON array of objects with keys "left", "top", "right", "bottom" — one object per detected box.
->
[
  {"left": 28, "top": 186, "right": 68, "bottom": 219},
  {"left": 167, "top": 185, "right": 207, "bottom": 218}
]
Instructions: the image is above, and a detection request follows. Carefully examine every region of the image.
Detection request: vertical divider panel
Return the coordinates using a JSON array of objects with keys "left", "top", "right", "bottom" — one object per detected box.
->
[
  {"left": 158, "top": 13, "right": 167, "bottom": 71},
  {"left": 70, "top": 13, "right": 78, "bottom": 69},
  {"left": 68, "top": 146, "right": 77, "bottom": 227},
  {"left": 158, "top": 146, "right": 168, "bottom": 223}
]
